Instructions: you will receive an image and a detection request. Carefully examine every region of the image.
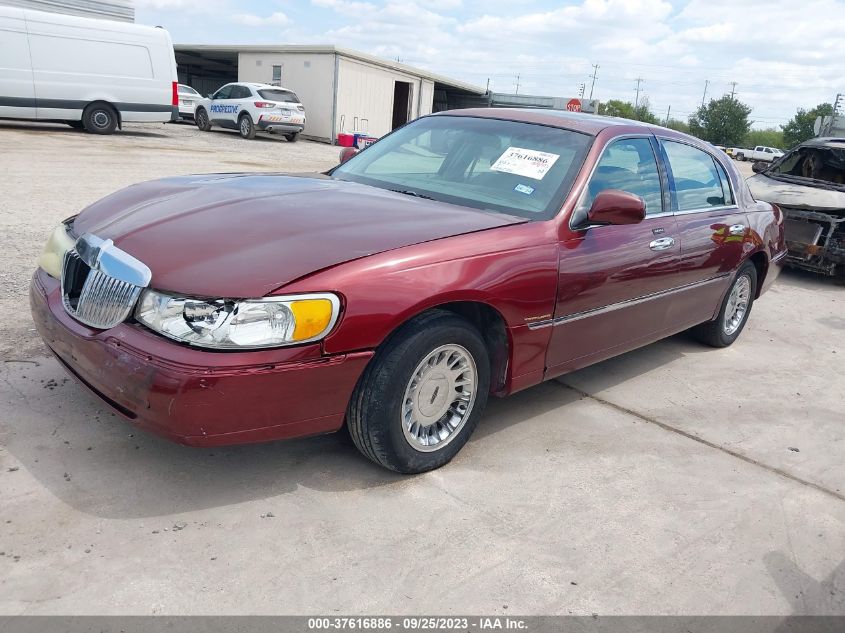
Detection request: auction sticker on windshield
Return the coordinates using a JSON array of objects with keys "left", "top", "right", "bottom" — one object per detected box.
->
[{"left": 491, "top": 147, "right": 560, "bottom": 180}]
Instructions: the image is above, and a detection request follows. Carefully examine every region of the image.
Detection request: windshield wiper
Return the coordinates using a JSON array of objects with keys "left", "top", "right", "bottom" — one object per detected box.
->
[{"left": 388, "top": 188, "right": 435, "bottom": 200}]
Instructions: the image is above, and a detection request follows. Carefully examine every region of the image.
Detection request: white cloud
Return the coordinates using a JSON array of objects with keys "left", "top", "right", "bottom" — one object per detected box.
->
[
  {"left": 232, "top": 12, "right": 290, "bottom": 26},
  {"left": 311, "top": 0, "right": 377, "bottom": 14},
  {"left": 135, "top": 0, "right": 208, "bottom": 9}
]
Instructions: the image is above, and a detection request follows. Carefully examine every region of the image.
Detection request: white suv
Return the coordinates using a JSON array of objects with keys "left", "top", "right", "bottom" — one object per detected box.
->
[{"left": 195, "top": 82, "right": 306, "bottom": 141}]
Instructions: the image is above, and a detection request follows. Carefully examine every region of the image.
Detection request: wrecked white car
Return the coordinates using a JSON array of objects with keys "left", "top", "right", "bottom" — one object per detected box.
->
[{"left": 748, "top": 137, "right": 845, "bottom": 276}]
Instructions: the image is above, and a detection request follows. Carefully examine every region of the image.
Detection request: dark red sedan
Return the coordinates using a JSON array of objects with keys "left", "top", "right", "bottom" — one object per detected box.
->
[{"left": 30, "top": 109, "right": 787, "bottom": 473}]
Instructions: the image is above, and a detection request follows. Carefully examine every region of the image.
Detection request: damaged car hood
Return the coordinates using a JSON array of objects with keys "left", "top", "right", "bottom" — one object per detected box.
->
[
  {"left": 72, "top": 173, "right": 526, "bottom": 297},
  {"left": 747, "top": 173, "right": 845, "bottom": 211}
]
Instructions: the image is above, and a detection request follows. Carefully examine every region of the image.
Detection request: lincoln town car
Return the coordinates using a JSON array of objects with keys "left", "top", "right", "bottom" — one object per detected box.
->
[{"left": 30, "top": 109, "right": 787, "bottom": 473}]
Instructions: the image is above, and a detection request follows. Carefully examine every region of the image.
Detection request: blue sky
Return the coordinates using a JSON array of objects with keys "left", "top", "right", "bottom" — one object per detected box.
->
[{"left": 136, "top": 0, "right": 844, "bottom": 129}]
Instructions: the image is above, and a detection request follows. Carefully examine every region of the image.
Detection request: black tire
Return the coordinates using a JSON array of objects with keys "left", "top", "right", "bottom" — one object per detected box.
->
[
  {"left": 238, "top": 113, "right": 256, "bottom": 139},
  {"left": 82, "top": 103, "right": 118, "bottom": 135},
  {"left": 195, "top": 107, "right": 212, "bottom": 132},
  {"left": 736, "top": 152, "right": 745, "bottom": 161},
  {"left": 691, "top": 262, "right": 757, "bottom": 348},
  {"left": 65, "top": 120, "right": 84, "bottom": 130},
  {"left": 285, "top": 132, "right": 299, "bottom": 142},
  {"left": 347, "top": 310, "right": 491, "bottom": 473}
]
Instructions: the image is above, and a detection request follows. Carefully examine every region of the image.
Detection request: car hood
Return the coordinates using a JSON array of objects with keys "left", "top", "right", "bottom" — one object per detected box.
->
[
  {"left": 72, "top": 173, "right": 526, "bottom": 297},
  {"left": 747, "top": 173, "right": 845, "bottom": 211}
]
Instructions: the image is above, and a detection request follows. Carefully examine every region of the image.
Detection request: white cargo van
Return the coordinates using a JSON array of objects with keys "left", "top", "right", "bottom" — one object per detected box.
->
[{"left": 0, "top": 6, "right": 178, "bottom": 134}]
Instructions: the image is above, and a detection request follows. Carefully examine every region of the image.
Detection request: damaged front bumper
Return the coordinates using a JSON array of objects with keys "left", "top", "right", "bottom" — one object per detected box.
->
[{"left": 782, "top": 207, "right": 845, "bottom": 276}]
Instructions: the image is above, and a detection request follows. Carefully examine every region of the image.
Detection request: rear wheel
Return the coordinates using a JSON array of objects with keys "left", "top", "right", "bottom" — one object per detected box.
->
[
  {"left": 346, "top": 310, "right": 490, "bottom": 473},
  {"left": 691, "top": 262, "right": 757, "bottom": 348},
  {"left": 285, "top": 132, "right": 299, "bottom": 142},
  {"left": 238, "top": 113, "right": 256, "bottom": 139},
  {"left": 82, "top": 103, "right": 118, "bottom": 135},
  {"left": 195, "top": 107, "right": 212, "bottom": 132},
  {"left": 736, "top": 152, "right": 745, "bottom": 161}
]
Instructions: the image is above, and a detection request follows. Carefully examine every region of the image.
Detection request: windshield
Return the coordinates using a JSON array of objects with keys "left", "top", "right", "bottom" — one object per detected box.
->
[
  {"left": 331, "top": 115, "right": 592, "bottom": 219},
  {"left": 258, "top": 89, "right": 300, "bottom": 103},
  {"left": 768, "top": 146, "right": 845, "bottom": 187}
]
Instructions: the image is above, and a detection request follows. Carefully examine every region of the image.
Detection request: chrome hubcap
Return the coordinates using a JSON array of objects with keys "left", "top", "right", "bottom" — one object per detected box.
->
[
  {"left": 401, "top": 344, "right": 477, "bottom": 452},
  {"left": 723, "top": 274, "right": 751, "bottom": 335},
  {"left": 241, "top": 119, "right": 250, "bottom": 134}
]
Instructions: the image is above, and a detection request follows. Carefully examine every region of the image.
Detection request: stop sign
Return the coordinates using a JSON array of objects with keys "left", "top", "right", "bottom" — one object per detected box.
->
[{"left": 566, "top": 98, "right": 582, "bottom": 112}]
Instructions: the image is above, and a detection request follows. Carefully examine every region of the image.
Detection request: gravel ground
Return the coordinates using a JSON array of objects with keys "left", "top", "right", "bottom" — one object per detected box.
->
[{"left": 0, "top": 120, "right": 340, "bottom": 361}]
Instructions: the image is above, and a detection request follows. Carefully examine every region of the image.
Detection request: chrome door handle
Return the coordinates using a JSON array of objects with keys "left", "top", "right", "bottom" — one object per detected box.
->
[
  {"left": 729, "top": 224, "right": 746, "bottom": 236},
  {"left": 649, "top": 237, "right": 675, "bottom": 251}
]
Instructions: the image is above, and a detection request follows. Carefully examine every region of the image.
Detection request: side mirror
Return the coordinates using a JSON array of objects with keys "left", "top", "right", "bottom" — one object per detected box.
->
[
  {"left": 751, "top": 160, "right": 767, "bottom": 173},
  {"left": 207, "top": 94, "right": 213, "bottom": 99},
  {"left": 338, "top": 147, "right": 359, "bottom": 164},
  {"left": 587, "top": 189, "right": 646, "bottom": 225}
]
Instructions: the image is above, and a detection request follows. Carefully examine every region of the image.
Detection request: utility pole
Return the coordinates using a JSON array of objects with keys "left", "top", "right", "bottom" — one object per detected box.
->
[
  {"left": 665, "top": 105, "right": 671, "bottom": 125},
  {"left": 514, "top": 73, "right": 520, "bottom": 95},
  {"left": 588, "top": 63, "right": 599, "bottom": 99},
  {"left": 634, "top": 77, "right": 644, "bottom": 109},
  {"left": 701, "top": 79, "right": 709, "bottom": 108},
  {"left": 729, "top": 81, "right": 738, "bottom": 100},
  {"left": 485, "top": 77, "right": 490, "bottom": 93}
]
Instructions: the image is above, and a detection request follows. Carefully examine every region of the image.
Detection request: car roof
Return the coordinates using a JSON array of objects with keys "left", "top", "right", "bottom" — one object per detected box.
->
[
  {"left": 433, "top": 107, "right": 670, "bottom": 136},
  {"left": 797, "top": 137, "right": 845, "bottom": 150},
  {"left": 235, "top": 82, "right": 295, "bottom": 90}
]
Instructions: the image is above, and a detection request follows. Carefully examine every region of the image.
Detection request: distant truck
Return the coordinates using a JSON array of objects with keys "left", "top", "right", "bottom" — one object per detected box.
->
[
  {"left": 733, "top": 146, "right": 784, "bottom": 162},
  {"left": 0, "top": 6, "right": 178, "bottom": 134}
]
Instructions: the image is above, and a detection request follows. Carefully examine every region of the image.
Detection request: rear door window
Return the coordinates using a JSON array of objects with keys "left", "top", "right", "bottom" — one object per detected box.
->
[{"left": 662, "top": 141, "right": 728, "bottom": 211}]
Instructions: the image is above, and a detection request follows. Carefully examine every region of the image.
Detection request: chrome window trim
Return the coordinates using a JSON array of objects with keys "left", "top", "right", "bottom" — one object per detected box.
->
[
  {"left": 527, "top": 273, "right": 730, "bottom": 330},
  {"left": 567, "top": 133, "right": 664, "bottom": 231},
  {"left": 673, "top": 204, "right": 740, "bottom": 216}
]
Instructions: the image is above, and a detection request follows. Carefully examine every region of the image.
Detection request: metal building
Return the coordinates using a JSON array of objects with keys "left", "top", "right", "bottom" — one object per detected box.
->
[
  {"left": 174, "top": 45, "right": 486, "bottom": 143},
  {"left": 0, "top": 0, "right": 134, "bottom": 22}
]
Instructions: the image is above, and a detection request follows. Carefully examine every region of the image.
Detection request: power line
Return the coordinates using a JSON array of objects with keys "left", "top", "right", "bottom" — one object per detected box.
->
[{"left": 588, "top": 63, "right": 599, "bottom": 99}]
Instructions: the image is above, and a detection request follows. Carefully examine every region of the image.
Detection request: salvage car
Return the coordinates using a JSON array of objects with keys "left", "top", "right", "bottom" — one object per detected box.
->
[
  {"left": 30, "top": 109, "right": 787, "bottom": 473},
  {"left": 194, "top": 82, "right": 305, "bottom": 141},
  {"left": 747, "top": 137, "right": 845, "bottom": 275}
]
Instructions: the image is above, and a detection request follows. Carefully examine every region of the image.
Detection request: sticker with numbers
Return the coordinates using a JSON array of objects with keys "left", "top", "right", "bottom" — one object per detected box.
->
[{"left": 491, "top": 147, "right": 560, "bottom": 180}]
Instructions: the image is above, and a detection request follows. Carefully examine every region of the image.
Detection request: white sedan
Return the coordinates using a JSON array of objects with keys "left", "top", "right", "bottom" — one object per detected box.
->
[{"left": 176, "top": 84, "right": 201, "bottom": 121}]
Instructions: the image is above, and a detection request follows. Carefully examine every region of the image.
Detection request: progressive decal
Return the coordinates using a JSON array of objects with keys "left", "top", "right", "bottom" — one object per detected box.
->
[{"left": 210, "top": 104, "right": 240, "bottom": 113}]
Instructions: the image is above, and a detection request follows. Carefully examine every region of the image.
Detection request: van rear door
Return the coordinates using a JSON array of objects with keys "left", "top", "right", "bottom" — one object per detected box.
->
[{"left": 0, "top": 7, "right": 36, "bottom": 119}]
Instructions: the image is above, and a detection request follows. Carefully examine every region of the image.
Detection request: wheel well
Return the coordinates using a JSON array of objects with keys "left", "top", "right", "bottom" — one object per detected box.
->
[
  {"left": 748, "top": 252, "right": 768, "bottom": 297},
  {"left": 427, "top": 302, "right": 510, "bottom": 395},
  {"left": 84, "top": 101, "right": 121, "bottom": 128}
]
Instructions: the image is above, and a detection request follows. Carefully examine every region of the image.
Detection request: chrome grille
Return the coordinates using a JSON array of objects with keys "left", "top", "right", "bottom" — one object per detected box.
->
[{"left": 60, "top": 233, "right": 151, "bottom": 330}]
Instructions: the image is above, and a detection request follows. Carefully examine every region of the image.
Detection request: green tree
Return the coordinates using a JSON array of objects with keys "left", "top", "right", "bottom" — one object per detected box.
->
[
  {"left": 744, "top": 128, "right": 784, "bottom": 150},
  {"left": 599, "top": 98, "right": 658, "bottom": 124},
  {"left": 665, "top": 118, "right": 691, "bottom": 134},
  {"left": 688, "top": 96, "right": 752, "bottom": 146},
  {"left": 782, "top": 103, "right": 833, "bottom": 148}
]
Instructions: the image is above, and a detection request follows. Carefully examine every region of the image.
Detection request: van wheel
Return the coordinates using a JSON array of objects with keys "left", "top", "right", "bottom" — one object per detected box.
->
[
  {"left": 82, "top": 103, "right": 118, "bottom": 135},
  {"left": 346, "top": 310, "right": 490, "bottom": 473},
  {"left": 690, "top": 262, "right": 757, "bottom": 348},
  {"left": 238, "top": 113, "right": 256, "bottom": 139},
  {"left": 195, "top": 108, "right": 212, "bottom": 132},
  {"left": 65, "top": 120, "right": 84, "bottom": 130},
  {"left": 285, "top": 132, "right": 299, "bottom": 142}
]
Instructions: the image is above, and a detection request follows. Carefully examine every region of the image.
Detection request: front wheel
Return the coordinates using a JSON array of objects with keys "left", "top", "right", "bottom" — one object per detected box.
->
[
  {"left": 238, "top": 114, "right": 256, "bottom": 139},
  {"left": 691, "top": 262, "right": 757, "bottom": 348},
  {"left": 346, "top": 310, "right": 490, "bottom": 473},
  {"left": 195, "top": 107, "right": 212, "bottom": 131}
]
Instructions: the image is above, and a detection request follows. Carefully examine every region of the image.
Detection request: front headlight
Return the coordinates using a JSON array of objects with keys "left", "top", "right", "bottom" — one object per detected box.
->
[
  {"left": 38, "top": 223, "right": 77, "bottom": 279},
  {"left": 135, "top": 290, "right": 341, "bottom": 349}
]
